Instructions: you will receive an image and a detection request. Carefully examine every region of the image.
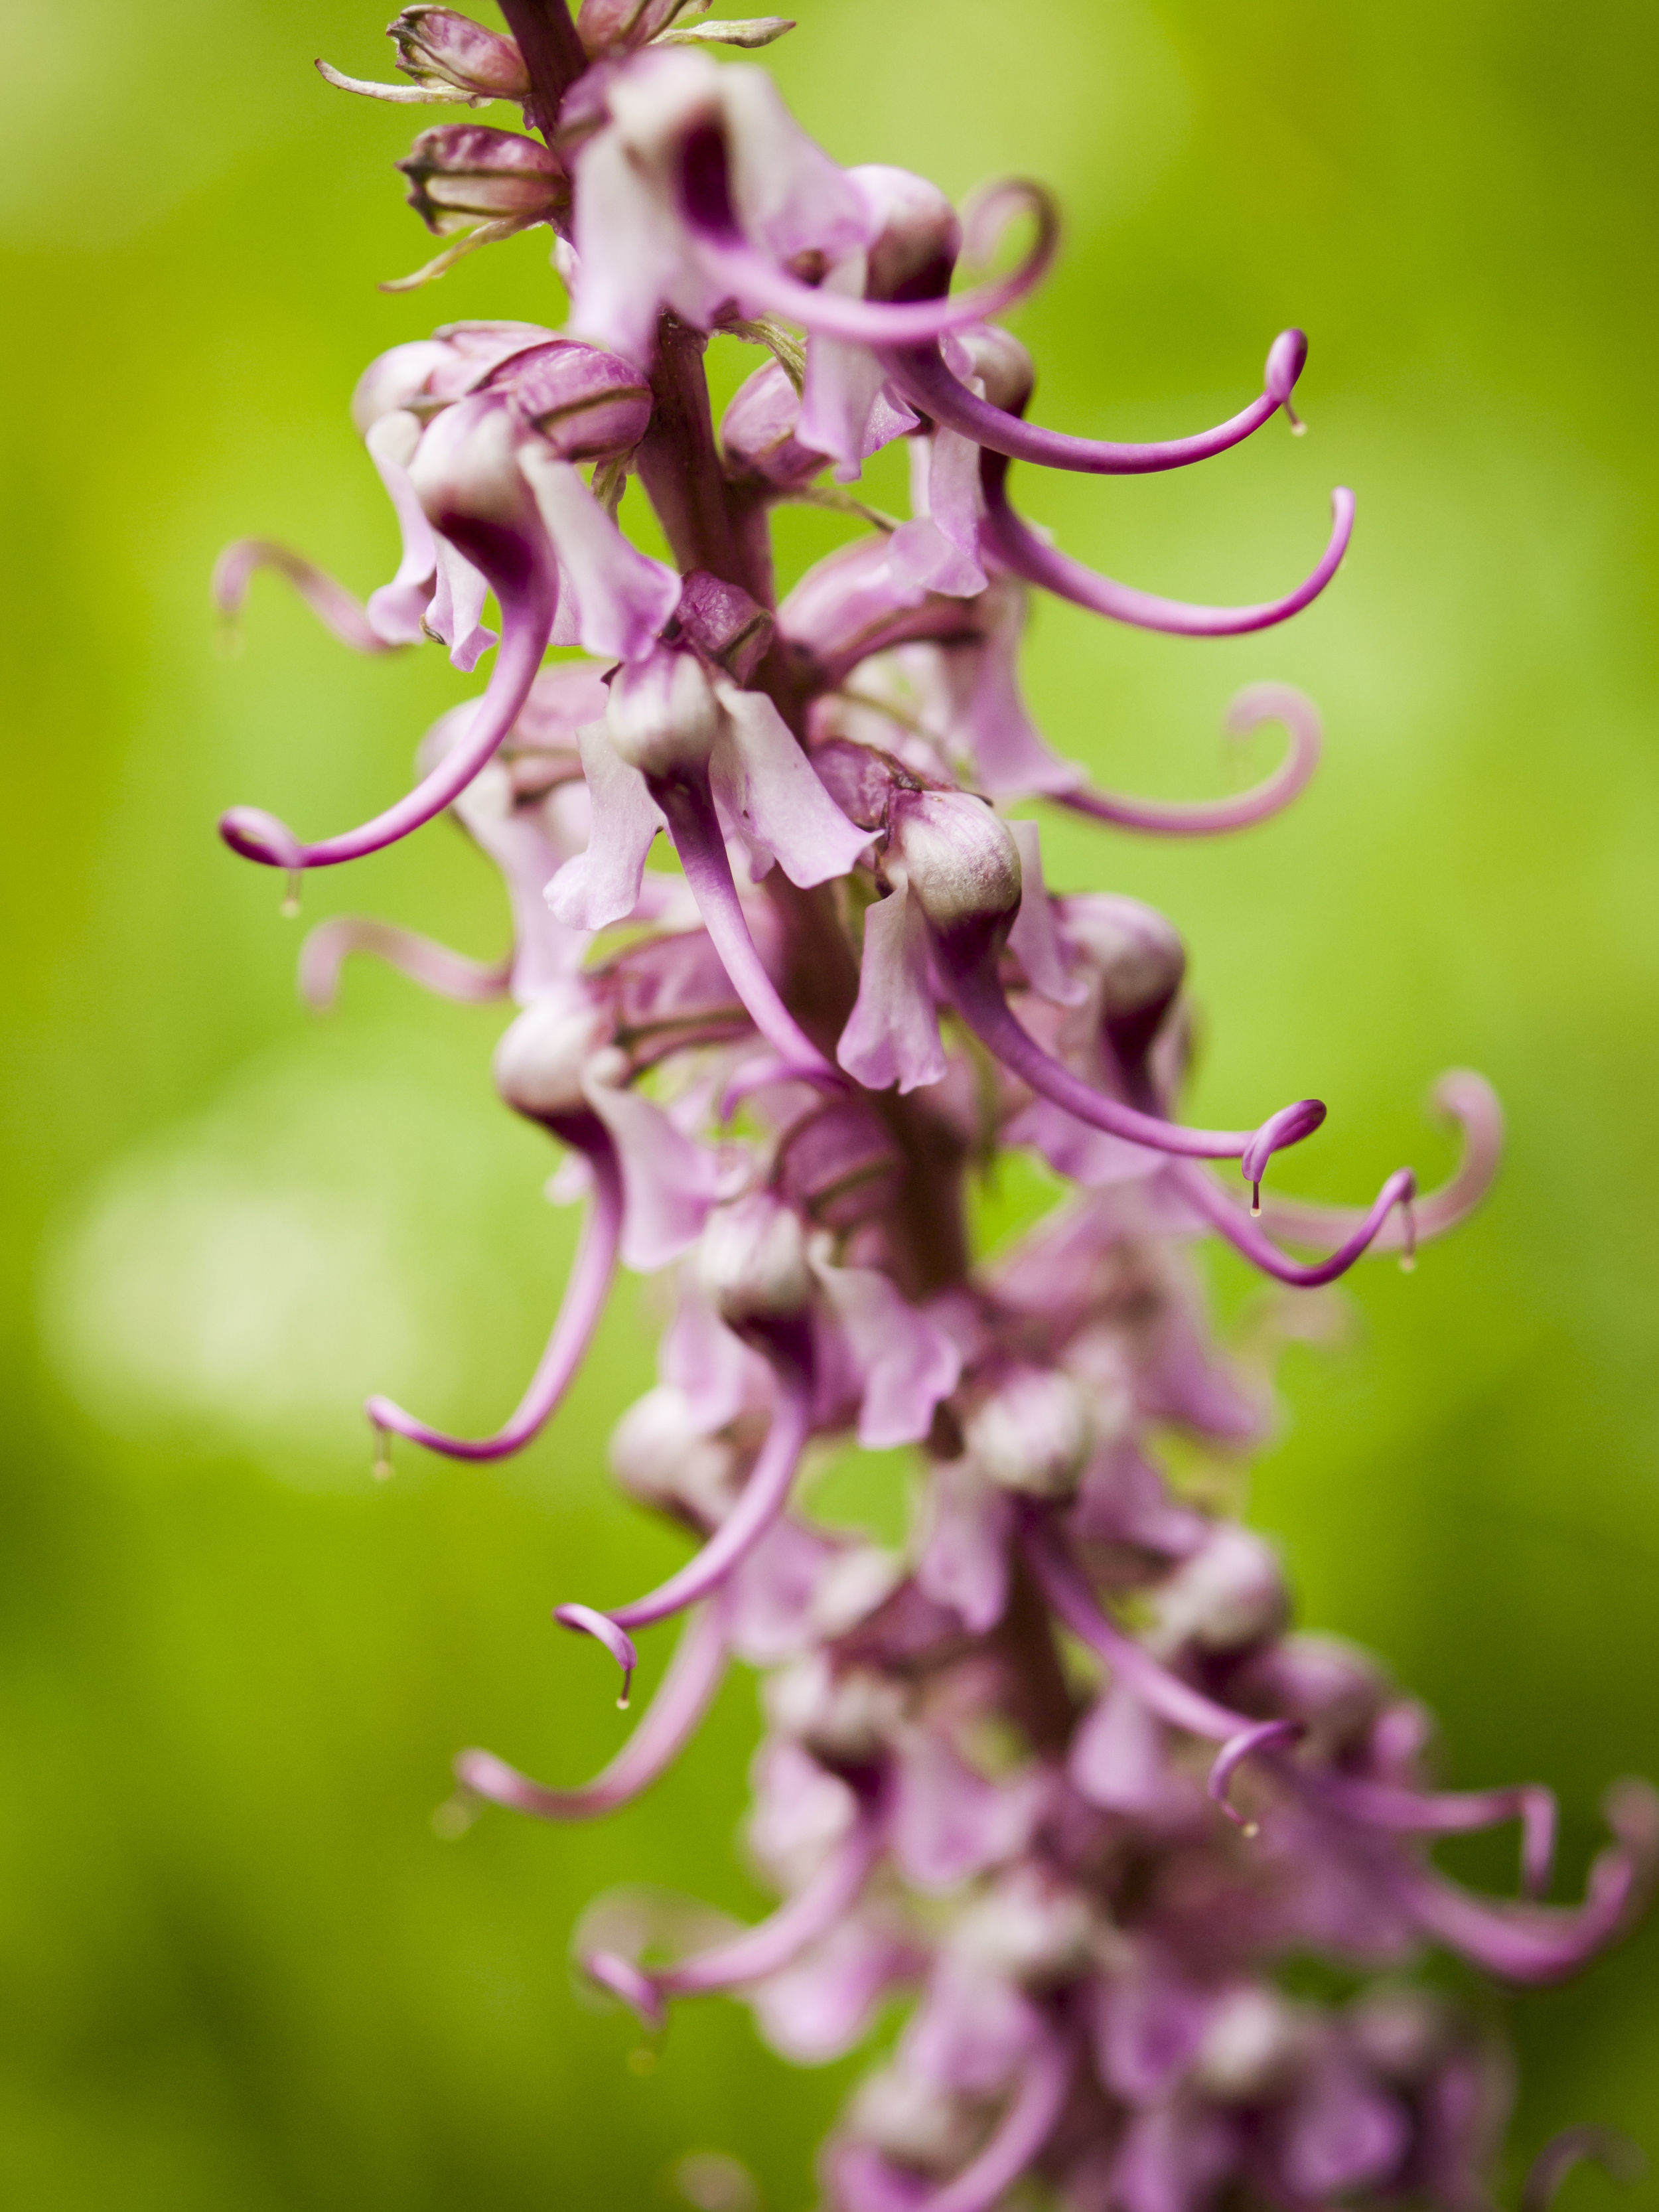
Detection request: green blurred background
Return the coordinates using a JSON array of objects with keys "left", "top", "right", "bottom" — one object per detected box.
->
[{"left": 4, "top": 0, "right": 1658, "bottom": 2203}]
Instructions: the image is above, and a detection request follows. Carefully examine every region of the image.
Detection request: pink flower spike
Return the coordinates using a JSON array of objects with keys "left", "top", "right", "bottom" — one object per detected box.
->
[
  {"left": 518, "top": 445, "right": 681, "bottom": 660},
  {"left": 1056, "top": 682, "right": 1323, "bottom": 838},
  {"left": 454, "top": 1597, "right": 729, "bottom": 1820},
  {"left": 212, "top": 538, "right": 399, "bottom": 656},
  {"left": 365, "top": 1142, "right": 622, "bottom": 1461},
  {"left": 553, "top": 1603, "right": 640, "bottom": 1704},
  {"left": 981, "top": 455, "right": 1356, "bottom": 639},
  {"left": 1176, "top": 1158, "right": 1418, "bottom": 1289},
  {"left": 914, "top": 2030, "right": 1073, "bottom": 2212},
  {"left": 1207, "top": 1718, "right": 1305, "bottom": 1830},
  {"left": 556, "top": 1355, "right": 811, "bottom": 1641},
  {"left": 298, "top": 915, "right": 512, "bottom": 1011},
  {"left": 651, "top": 773, "right": 839, "bottom": 1080},
  {"left": 883, "top": 326, "right": 1308, "bottom": 478}
]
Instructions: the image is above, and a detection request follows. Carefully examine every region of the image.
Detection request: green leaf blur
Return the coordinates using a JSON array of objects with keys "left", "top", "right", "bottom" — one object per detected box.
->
[{"left": 3, "top": 2, "right": 1657, "bottom": 2205}]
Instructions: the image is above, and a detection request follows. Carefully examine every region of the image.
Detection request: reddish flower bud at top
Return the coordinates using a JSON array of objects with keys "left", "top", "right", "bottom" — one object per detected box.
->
[
  {"left": 490, "top": 340, "right": 653, "bottom": 461},
  {"left": 389, "top": 7, "right": 531, "bottom": 100},
  {"left": 397, "top": 124, "right": 565, "bottom": 235},
  {"left": 577, "top": 0, "right": 692, "bottom": 60}
]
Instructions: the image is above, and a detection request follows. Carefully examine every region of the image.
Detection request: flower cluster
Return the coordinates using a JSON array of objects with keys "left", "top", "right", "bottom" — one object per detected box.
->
[{"left": 218, "top": 7, "right": 1654, "bottom": 2207}]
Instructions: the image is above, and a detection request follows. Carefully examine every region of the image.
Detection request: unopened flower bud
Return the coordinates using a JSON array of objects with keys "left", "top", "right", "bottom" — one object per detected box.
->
[
  {"left": 721, "top": 360, "right": 828, "bottom": 490},
  {"left": 397, "top": 124, "right": 565, "bottom": 235},
  {"left": 389, "top": 7, "right": 531, "bottom": 100},
  {"left": 697, "top": 1192, "right": 812, "bottom": 1332},
  {"left": 492, "top": 998, "right": 610, "bottom": 1120},
  {"left": 889, "top": 789, "right": 1023, "bottom": 958},
  {"left": 493, "top": 339, "right": 652, "bottom": 460},
  {"left": 1152, "top": 1524, "right": 1287, "bottom": 1655},
  {"left": 952, "top": 323, "right": 1035, "bottom": 414},
  {"left": 966, "top": 1364, "right": 1092, "bottom": 1499},
  {"left": 1192, "top": 1986, "right": 1306, "bottom": 2099},
  {"left": 674, "top": 570, "right": 775, "bottom": 685},
  {"left": 606, "top": 644, "right": 720, "bottom": 778},
  {"left": 851, "top": 165, "right": 962, "bottom": 303},
  {"left": 609, "top": 1385, "right": 741, "bottom": 1525},
  {"left": 1060, "top": 895, "right": 1186, "bottom": 1020}
]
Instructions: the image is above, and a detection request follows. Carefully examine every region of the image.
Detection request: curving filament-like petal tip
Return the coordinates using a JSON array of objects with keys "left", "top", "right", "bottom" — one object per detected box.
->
[
  {"left": 1242, "top": 1098, "right": 1328, "bottom": 1209},
  {"left": 555, "top": 1603, "right": 641, "bottom": 1708},
  {"left": 1522, "top": 2128, "right": 1647, "bottom": 2212},
  {"left": 1208, "top": 1718, "right": 1304, "bottom": 1832}
]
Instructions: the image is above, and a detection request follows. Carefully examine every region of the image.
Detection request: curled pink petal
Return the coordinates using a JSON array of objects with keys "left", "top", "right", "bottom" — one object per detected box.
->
[
  {"left": 687, "top": 182, "right": 1058, "bottom": 348},
  {"left": 1208, "top": 1719, "right": 1304, "bottom": 1827},
  {"left": 557, "top": 1360, "right": 811, "bottom": 1642},
  {"left": 454, "top": 1598, "right": 729, "bottom": 1820},
  {"left": 883, "top": 326, "right": 1307, "bottom": 477},
  {"left": 652, "top": 772, "right": 838, "bottom": 1080},
  {"left": 981, "top": 454, "right": 1355, "bottom": 638},
  {"left": 298, "top": 917, "right": 512, "bottom": 1011},
  {"left": 1316, "top": 1774, "right": 1557, "bottom": 1900},
  {"left": 212, "top": 538, "right": 397, "bottom": 656},
  {"left": 220, "top": 561, "right": 556, "bottom": 873},
  {"left": 1522, "top": 2128, "right": 1646, "bottom": 2212},
  {"left": 553, "top": 1603, "right": 640, "bottom": 1704},
  {"left": 944, "top": 946, "right": 1315, "bottom": 1166},
  {"left": 1256, "top": 1070, "right": 1503, "bottom": 1254},
  {"left": 1056, "top": 683, "right": 1322, "bottom": 838},
  {"left": 366, "top": 1143, "right": 622, "bottom": 1461},
  {"left": 1176, "top": 1158, "right": 1418, "bottom": 1289},
  {"left": 916, "top": 2029, "right": 1073, "bottom": 2212}
]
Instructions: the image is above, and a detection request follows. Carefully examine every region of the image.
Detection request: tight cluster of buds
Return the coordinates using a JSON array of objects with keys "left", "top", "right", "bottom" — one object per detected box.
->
[{"left": 218, "top": 7, "right": 1653, "bottom": 2207}]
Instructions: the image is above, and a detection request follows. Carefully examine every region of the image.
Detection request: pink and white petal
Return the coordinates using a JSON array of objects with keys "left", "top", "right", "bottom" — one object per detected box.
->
[
  {"left": 1068, "top": 1683, "right": 1175, "bottom": 1816},
  {"left": 580, "top": 1066, "right": 726, "bottom": 1270},
  {"left": 1005, "top": 821, "right": 1088, "bottom": 1007},
  {"left": 545, "top": 724, "right": 666, "bottom": 931},
  {"left": 891, "top": 1733, "right": 1040, "bottom": 1892},
  {"left": 660, "top": 1269, "right": 773, "bottom": 1436},
  {"left": 519, "top": 447, "right": 680, "bottom": 662},
  {"left": 810, "top": 1253, "right": 962, "bottom": 1449},
  {"left": 710, "top": 684, "right": 874, "bottom": 888},
  {"left": 427, "top": 535, "right": 498, "bottom": 670},
  {"left": 837, "top": 883, "right": 946, "bottom": 1094},
  {"left": 749, "top": 1916, "right": 909, "bottom": 2063},
  {"left": 363, "top": 409, "right": 438, "bottom": 644},
  {"left": 916, "top": 1457, "right": 1013, "bottom": 1635}
]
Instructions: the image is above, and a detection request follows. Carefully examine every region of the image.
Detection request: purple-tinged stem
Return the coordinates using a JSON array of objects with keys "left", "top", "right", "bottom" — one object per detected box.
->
[
  {"left": 1023, "top": 1520, "right": 1246, "bottom": 1742},
  {"left": 1255, "top": 1070, "right": 1502, "bottom": 1254},
  {"left": 1175, "top": 1157, "right": 1417, "bottom": 1289},
  {"left": 219, "top": 566, "right": 556, "bottom": 873},
  {"left": 1522, "top": 2128, "right": 1646, "bottom": 2212},
  {"left": 1055, "top": 683, "right": 1320, "bottom": 838},
  {"left": 213, "top": 539, "right": 399, "bottom": 656},
  {"left": 651, "top": 773, "right": 839, "bottom": 1080},
  {"left": 583, "top": 1794, "right": 885, "bottom": 2029},
  {"left": 885, "top": 328, "right": 1306, "bottom": 478},
  {"left": 365, "top": 1142, "right": 622, "bottom": 1461},
  {"left": 916, "top": 2028, "right": 1074, "bottom": 2212},
  {"left": 299, "top": 917, "right": 512, "bottom": 1011},
  {"left": 685, "top": 188, "right": 1058, "bottom": 348},
  {"left": 496, "top": 0, "right": 589, "bottom": 134},
  {"left": 944, "top": 948, "right": 1323, "bottom": 1169},
  {"left": 453, "top": 1598, "right": 729, "bottom": 1820},
  {"left": 980, "top": 452, "right": 1354, "bottom": 638},
  {"left": 556, "top": 1357, "right": 812, "bottom": 1656},
  {"left": 1208, "top": 1719, "right": 1304, "bottom": 1828}
]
